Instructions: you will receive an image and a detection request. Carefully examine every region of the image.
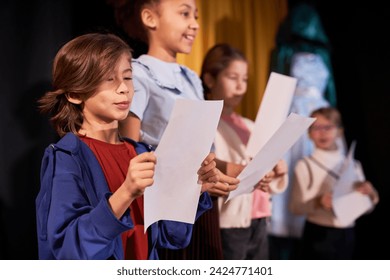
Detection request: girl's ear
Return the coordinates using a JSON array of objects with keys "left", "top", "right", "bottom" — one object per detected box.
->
[
  {"left": 65, "top": 93, "right": 83, "bottom": 105},
  {"left": 141, "top": 8, "right": 157, "bottom": 29},
  {"left": 203, "top": 73, "right": 215, "bottom": 89}
]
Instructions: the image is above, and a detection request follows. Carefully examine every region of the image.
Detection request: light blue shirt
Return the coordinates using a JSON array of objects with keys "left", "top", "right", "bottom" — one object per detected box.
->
[{"left": 130, "top": 55, "right": 204, "bottom": 148}]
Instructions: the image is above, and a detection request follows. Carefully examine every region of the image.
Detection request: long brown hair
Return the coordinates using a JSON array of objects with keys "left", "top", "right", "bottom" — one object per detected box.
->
[
  {"left": 200, "top": 43, "right": 247, "bottom": 98},
  {"left": 38, "top": 32, "right": 132, "bottom": 137}
]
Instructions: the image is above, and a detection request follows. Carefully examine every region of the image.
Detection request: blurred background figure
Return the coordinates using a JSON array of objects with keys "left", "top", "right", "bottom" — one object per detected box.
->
[
  {"left": 289, "top": 106, "right": 379, "bottom": 259},
  {"left": 268, "top": 2, "right": 338, "bottom": 259},
  {"left": 202, "top": 43, "right": 288, "bottom": 260}
]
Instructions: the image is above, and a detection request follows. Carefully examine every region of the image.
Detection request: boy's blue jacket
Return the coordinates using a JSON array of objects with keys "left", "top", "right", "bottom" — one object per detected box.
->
[{"left": 35, "top": 133, "right": 212, "bottom": 260}]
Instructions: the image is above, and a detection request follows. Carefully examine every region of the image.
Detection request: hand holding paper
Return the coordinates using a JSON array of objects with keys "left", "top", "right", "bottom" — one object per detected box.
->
[
  {"left": 144, "top": 99, "right": 223, "bottom": 231},
  {"left": 227, "top": 113, "right": 315, "bottom": 201},
  {"left": 332, "top": 141, "right": 374, "bottom": 225}
]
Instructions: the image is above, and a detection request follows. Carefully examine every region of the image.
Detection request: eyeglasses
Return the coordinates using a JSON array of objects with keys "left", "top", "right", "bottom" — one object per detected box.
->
[{"left": 310, "top": 125, "right": 337, "bottom": 132}]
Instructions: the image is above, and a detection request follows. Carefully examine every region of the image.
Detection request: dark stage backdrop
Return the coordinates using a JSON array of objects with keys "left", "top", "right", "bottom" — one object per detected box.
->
[
  {"left": 0, "top": 0, "right": 388, "bottom": 259},
  {"left": 313, "top": 1, "right": 390, "bottom": 259},
  {"left": 0, "top": 0, "right": 119, "bottom": 259}
]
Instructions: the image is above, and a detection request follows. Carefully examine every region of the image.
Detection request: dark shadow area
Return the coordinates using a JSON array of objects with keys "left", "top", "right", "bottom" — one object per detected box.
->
[
  {"left": 0, "top": 0, "right": 117, "bottom": 259},
  {"left": 4, "top": 82, "right": 57, "bottom": 259},
  {"left": 289, "top": 0, "right": 390, "bottom": 259}
]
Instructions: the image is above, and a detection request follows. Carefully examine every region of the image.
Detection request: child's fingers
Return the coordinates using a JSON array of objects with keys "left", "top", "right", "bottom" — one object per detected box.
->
[
  {"left": 197, "top": 159, "right": 217, "bottom": 176},
  {"left": 132, "top": 152, "right": 157, "bottom": 165},
  {"left": 201, "top": 152, "right": 216, "bottom": 166}
]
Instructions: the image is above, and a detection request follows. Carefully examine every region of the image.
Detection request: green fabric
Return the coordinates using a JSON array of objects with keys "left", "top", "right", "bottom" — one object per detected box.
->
[{"left": 270, "top": 3, "right": 337, "bottom": 106}]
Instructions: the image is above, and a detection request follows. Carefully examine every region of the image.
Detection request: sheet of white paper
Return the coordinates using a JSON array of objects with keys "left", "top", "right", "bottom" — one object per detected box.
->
[
  {"left": 246, "top": 72, "right": 297, "bottom": 157},
  {"left": 333, "top": 192, "right": 372, "bottom": 225},
  {"left": 144, "top": 99, "right": 223, "bottom": 231},
  {"left": 333, "top": 141, "right": 357, "bottom": 198},
  {"left": 227, "top": 113, "right": 315, "bottom": 201},
  {"left": 332, "top": 141, "right": 373, "bottom": 223}
]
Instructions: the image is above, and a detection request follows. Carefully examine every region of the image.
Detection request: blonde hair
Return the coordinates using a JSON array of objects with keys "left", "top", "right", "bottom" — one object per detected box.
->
[{"left": 310, "top": 106, "right": 343, "bottom": 129}]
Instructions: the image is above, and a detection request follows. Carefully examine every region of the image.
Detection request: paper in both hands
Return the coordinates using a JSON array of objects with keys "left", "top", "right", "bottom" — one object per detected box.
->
[
  {"left": 246, "top": 72, "right": 297, "bottom": 157},
  {"left": 227, "top": 113, "right": 316, "bottom": 201},
  {"left": 332, "top": 141, "right": 373, "bottom": 225},
  {"left": 143, "top": 99, "right": 223, "bottom": 231}
]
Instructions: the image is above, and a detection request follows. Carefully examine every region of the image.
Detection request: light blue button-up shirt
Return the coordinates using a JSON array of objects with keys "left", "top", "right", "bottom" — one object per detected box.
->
[{"left": 130, "top": 55, "right": 205, "bottom": 148}]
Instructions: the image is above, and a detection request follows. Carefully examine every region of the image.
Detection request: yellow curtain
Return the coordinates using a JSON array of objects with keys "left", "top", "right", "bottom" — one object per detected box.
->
[{"left": 177, "top": 0, "right": 288, "bottom": 120}]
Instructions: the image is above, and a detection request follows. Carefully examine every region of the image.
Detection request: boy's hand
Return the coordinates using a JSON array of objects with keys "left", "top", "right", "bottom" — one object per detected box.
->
[{"left": 319, "top": 192, "right": 333, "bottom": 210}]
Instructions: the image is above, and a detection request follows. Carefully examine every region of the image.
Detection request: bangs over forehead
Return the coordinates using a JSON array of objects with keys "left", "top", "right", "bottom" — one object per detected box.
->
[{"left": 53, "top": 33, "right": 132, "bottom": 93}]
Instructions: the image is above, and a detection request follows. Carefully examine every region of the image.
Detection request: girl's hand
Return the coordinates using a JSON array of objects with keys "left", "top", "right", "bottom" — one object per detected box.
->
[
  {"left": 273, "top": 159, "right": 288, "bottom": 177},
  {"left": 204, "top": 170, "right": 239, "bottom": 197},
  {"left": 197, "top": 154, "right": 240, "bottom": 196},
  {"left": 254, "top": 171, "right": 275, "bottom": 193},
  {"left": 197, "top": 153, "right": 219, "bottom": 185},
  {"left": 254, "top": 160, "right": 287, "bottom": 192}
]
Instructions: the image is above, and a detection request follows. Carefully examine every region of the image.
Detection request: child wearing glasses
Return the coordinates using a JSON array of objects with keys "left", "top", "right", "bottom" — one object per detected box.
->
[{"left": 289, "top": 106, "right": 379, "bottom": 259}]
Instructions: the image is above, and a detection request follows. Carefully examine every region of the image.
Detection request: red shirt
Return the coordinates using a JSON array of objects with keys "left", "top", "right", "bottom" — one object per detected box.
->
[{"left": 80, "top": 136, "right": 148, "bottom": 259}]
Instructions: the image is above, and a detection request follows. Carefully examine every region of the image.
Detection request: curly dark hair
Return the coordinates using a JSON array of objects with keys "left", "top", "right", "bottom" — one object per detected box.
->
[{"left": 107, "top": 0, "right": 161, "bottom": 44}]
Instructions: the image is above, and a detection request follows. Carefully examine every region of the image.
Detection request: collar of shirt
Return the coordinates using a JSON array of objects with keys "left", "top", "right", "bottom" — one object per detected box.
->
[{"left": 134, "top": 55, "right": 192, "bottom": 94}]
